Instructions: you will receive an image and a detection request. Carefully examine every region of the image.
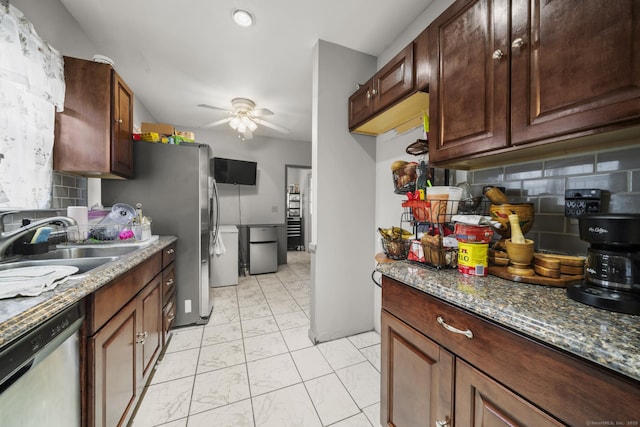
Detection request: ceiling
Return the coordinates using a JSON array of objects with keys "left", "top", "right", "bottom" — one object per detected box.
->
[{"left": 59, "top": 0, "right": 433, "bottom": 142}]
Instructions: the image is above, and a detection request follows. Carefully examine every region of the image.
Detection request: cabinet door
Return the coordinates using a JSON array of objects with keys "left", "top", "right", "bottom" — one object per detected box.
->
[
  {"left": 510, "top": 0, "right": 640, "bottom": 145},
  {"left": 348, "top": 78, "right": 374, "bottom": 130},
  {"left": 139, "top": 275, "right": 162, "bottom": 386},
  {"left": 456, "top": 359, "right": 565, "bottom": 426},
  {"left": 428, "top": 0, "right": 510, "bottom": 163},
  {"left": 90, "top": 298, "right": 138, "bottom": 427},
  {"left": 111, "top": 72, "right": 134, "bottom": 177},
  {"left": 373, "top": 44, "right": 414, "bottom": 112},
  {"left": 381, "top": 311, "right": 453, "bottom": 427},
  {"left": 414, "top": 27, "right": 430, "bottom": 91}
]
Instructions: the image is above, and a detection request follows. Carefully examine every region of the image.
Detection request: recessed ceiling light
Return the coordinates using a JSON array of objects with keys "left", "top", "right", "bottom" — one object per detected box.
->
[{"left": 232, "top": 9, "right": 254, "bottom": 27}]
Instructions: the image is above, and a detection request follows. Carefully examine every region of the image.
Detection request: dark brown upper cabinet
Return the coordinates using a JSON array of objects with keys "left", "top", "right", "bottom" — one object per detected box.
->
[
  {"left": 428, "top": 0, "right": 640, "bottom": 167},
  {"left": 54, "top": 56, "right": 134, "bottom": 179},
  {"left": 349, "top": 44, "right": 421, "bottom": 135}
]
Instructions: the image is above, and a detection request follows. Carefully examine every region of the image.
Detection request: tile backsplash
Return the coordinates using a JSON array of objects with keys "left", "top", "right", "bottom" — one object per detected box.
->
[
  {"left": 52, "top": 172, "right": 88, "bottom": 209},
  {"left": 460, "top": 145, "right": 640, "bottom": 256}
]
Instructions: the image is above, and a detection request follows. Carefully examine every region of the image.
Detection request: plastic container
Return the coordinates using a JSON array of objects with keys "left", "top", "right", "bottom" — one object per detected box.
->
[
  {"left": 458, "top": 242, "right": 489, "bottom": 276},
  {"left": 454, "top": 223, "right": 494, "bottom": 243}
]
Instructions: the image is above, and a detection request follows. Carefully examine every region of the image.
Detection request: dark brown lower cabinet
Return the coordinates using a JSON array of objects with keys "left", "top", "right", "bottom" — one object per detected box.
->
[
  {"left": 381, "top": 311, "right": 453, "bottom": 427},
  {"left": 381, "top": 276, "right": 640, "bottom": 427},
  {"left": 86, "top": 251, "right": 166, "bottom": 427},
  {"left": 455, "top": 359, "right": 562, "bottom": 426}
]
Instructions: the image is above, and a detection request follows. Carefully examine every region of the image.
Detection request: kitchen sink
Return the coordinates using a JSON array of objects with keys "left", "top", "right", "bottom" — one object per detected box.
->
[
  {"left": 0, "top": 256, "right": 120, "bottom": 275},
  {"left": 26, "top": 245, "right": 140, "bottom": 260}
]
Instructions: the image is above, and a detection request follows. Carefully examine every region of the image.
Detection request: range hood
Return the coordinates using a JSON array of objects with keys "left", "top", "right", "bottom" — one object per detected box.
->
[{"left": 351, "top": 91, "right": 429, "bottom": 136}]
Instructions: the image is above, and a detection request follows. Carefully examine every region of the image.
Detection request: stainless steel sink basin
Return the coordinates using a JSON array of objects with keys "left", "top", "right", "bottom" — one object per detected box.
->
[
  {"left": 0, "top": 256, "right": 120, "bottom": 275},
  {"left": 27, "top": 245, "right": 139, "bottom": 260}
]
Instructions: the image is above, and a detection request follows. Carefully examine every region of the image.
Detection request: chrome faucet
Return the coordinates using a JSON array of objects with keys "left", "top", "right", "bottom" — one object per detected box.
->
[{"left": 0, "top": 215, "right": 77, "bottom": 260}]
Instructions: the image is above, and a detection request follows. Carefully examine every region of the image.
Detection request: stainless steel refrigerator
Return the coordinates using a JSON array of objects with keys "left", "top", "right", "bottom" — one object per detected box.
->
[{"left": 102, "top": 141, "right": 217, "bottom": 327}]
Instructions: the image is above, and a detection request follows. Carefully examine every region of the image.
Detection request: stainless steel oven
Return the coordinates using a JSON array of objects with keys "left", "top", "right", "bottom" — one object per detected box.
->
[{"left": 0, "top": 301, "right": 84, "bottom": 426}]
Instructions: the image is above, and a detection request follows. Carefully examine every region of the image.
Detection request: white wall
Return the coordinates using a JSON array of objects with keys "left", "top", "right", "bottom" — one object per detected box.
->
[
  {"left": 194, "top": 127, "right": 311, "bottom": 226},
  {"left": 310, "top": 40, "right": 377, "bottom": 343},
  {"left": 372, "top": 0, "right": 456, "bottom": 332}
]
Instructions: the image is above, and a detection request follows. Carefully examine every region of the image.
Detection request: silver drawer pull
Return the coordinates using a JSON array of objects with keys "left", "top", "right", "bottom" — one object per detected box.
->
[
  {"left": 166, "top": 278, "right": 174, "bottom": 288},
  {"left": 436, "top": 417, "right": 451, "bottom": 427},
  {"left": 166, "top": 248, "right": 175, "bottom": 255},
  {"left": 437, "top": 316, "right": 473, "bottom": 339}
]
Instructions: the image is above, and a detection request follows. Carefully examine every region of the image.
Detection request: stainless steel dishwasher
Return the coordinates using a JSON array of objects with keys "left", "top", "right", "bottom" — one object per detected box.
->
[
  {"left": 0, "top": 301, "right": 84, "bottom": 427},
  {"left": 249, "top": 226, "right": 278, "bottom": 274}
]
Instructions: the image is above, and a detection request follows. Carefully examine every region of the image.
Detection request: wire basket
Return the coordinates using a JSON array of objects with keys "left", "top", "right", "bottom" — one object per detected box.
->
[{"left": 381, "top": 238, "right": 411, "bottom": 260}]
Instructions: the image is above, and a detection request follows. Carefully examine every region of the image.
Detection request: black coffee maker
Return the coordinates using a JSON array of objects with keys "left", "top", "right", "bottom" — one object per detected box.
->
[{"left": 567, "top": 214, "right": 640, "bottom": 315}]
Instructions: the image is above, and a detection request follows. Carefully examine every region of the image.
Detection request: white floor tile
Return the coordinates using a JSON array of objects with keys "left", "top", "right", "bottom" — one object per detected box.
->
[
  {"left": 318, "top": 338, "right": 367, "bottom": 370},
  {"left": 187, "top": 399, "right": 255, "bottom": 427},
  {"left": 291, "top": 346, "right": 333, "bottom": 381},
  {"left": 252, "top": 383, "right": 322, "bottom": 427},
  {"left": 131, "top": 376, "right": 193, "bottom": 426},
  {"left": 347, "top": 331, "right": 381, "bottom": 349},
  {"left": 190, "top": 364, "right": 250, "bottom": 414},
  {"left": 247, "top": 353, "right": 302, "bottom": 396},
  {"left": 197, "top": 339, "right": 245, "bottom": 374},
  {"left": 267, "top": 299, "right": 301, "bottom": 315},
  {"left": 213, "top": 297, "right": 240, "bottom": 311},
  {"left": 360, "top": 344, "right": 381, "bottom": 372},
  {"left": 238, "top": 293, "right": 268, "bottom": 308},
  {"left": 335, "top": 362, "right": 380, "bottom": 409},
  {"left": 362, "top": 403, "right": 382, "bottom": 427},
  {"left": 330, "top": 412, "right": 374, "bottom": 427},
  {"left": 155, "top": 419, "right": 188, "bottom": 427},
  {"left": 239, "top": 303, "right": 273, "bottom": 320},
  {"left": 244, "top": 331, "right": 289, "bottom": 362},
  {"left": 211, "top": 286, "right": 238, "bottom": 299},
  {"left": 274, "top": 310, "right": 310, "bottom": 330},
  {"left": 304, "top": 373, "right": 360, "bottom": 425},
  {"left": 165, "top": 327, "right": 203, "bottom": 353},
  {"left": 202, "top": 321, "right": 243, "bottom": 346},
  {"left": 241, "top": 316, "right": 280, "bottom": 338},
  {"left": 208, "top": 307, "right": 240, "bottom": 326},
  {"left": 281, "top": 325, "right": 314, "bottom": 351},
  {"left": 152, "top": 348, "right": 199, "bottom": 384}
]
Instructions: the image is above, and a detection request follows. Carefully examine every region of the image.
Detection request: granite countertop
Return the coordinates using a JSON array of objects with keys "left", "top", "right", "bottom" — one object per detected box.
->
[
  {"left": 377, "top": 260, "right": 640, "bottom": 383},
  {"left": 0, "top": 236, "right": 177, "bottom": 348}
]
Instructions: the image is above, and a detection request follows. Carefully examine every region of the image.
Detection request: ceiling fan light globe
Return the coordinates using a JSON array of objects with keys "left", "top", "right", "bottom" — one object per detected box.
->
[
  {"left": 248, "top": 120, "right": 258, "bottom": 132},
  {"left": 237, "top": 123, "right": 247, "bottom": 133},
  {"left": 229, "top": 117, "right": 240, "bottom": 129}
]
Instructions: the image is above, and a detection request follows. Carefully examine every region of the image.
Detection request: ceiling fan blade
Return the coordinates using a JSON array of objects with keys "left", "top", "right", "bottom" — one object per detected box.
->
[
  {"left": 202, "top": 117, "right": 232, "bottom": 128},
  {"left": 243, "top": 129, "right": 254, "bottom": 140},
  {"left": 254, "top": 118, "right": 289, "bottom": 133},
  {"left": 251, "top": 108, "right": 274, "bottom": 117},
  {"left": 198, "top": 103, "right": 232, "bottom": 113}
]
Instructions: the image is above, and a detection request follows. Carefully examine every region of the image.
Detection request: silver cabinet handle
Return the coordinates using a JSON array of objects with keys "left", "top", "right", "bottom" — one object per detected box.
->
[
  {"left": 166, "top": 248, "right": 175, "bottom": 255},
  {"left": 437, "top": 316, "right": 473, "bottom": 339},
  {"left": 165, "top": 278, "right": 174, "bottom": 288},
  {"left": 371, "top": 88, "right": 377, "bottom": 96},
  {"left": 436, "top": 417, "right": 451, "bottom": 427},
  {"left": 511, "top": 37, "right": 524, "bottom": 49},
  {"left": 366, "top": 90, "right": 372, "bottom": 99},
  {"left": 492, "top": 49, "right": 504, "bottom": 60},
  {"left": 116, "top": 118, "right": 123, "bottom": 124}
]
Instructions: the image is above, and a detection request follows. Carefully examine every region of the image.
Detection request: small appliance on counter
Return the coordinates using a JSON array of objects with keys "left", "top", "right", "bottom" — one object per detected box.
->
[{"left": 567, "top": 213, "right": 640, "bottom": 315}]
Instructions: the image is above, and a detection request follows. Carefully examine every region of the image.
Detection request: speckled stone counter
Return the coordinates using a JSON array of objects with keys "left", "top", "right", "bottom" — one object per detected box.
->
[
  {"left": 377, "top": 260, "right": 640, "bottom": 382},
  {"left": 0, "top": 236, "right": 177, "bottom": 348}
]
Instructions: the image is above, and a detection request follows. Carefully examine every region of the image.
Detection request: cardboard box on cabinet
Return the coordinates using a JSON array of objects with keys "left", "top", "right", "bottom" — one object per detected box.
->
[{"left": 141, "top": 122, "right": 175, "bottom": 136}]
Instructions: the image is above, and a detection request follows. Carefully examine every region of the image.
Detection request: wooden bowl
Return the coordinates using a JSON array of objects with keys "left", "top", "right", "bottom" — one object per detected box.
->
[
  {"left": 489, "top": 203, "right": 535, "bottom": 239},
  {"left": 505, "top": 238, "right": 535, "bottom": 265}
]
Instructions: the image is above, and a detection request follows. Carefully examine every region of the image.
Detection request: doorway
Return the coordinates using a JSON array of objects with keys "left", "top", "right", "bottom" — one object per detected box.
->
[{"left": 285, "top": 165, "right": 311, "bottom": 252}]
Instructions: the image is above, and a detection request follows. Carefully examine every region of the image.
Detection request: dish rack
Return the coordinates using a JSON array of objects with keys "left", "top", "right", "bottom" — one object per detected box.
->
[
  {"left": 400, "top": 198, "right": 491, "bottom": 269},
  {"left": 66, "top": 223, "right": 152, "bottom": 244}
]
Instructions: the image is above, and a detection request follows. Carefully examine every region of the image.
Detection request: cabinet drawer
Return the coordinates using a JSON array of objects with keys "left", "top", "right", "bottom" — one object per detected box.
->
[
  {"left": 162, "top": 262, "right": 175, "bottom": 305},
  {"left": 163, "top": 298, "right": 176, "bottom": 345},
  {"left": 382, "top": 276, "right": 640, "bottom": 425},
  {"left": 89, "top": 252, "right": 161, "bottom": 334},
  {"left": 162, "top": 243, "right": 176, "bottom": 269}
]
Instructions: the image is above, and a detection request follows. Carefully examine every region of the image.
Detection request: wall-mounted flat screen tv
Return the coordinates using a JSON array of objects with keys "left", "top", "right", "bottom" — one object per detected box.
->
[{"left": 211, "top": 157, "right": 257, "bottom": 185}]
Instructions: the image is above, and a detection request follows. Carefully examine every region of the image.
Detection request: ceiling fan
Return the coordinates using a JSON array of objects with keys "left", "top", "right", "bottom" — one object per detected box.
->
[{"left": 198, "top": 98, "right": 289, "bottom": 140}]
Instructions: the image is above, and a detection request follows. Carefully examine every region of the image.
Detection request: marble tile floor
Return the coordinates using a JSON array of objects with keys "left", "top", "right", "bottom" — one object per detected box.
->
[{"left": 130, "top": 251, "right": 383, "bottom": 427}]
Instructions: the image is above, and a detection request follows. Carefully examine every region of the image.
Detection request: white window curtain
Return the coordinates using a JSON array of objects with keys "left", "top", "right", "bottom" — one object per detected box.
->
[{"left": 0, "top": 1, "right": 65, "bottom": 209}]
